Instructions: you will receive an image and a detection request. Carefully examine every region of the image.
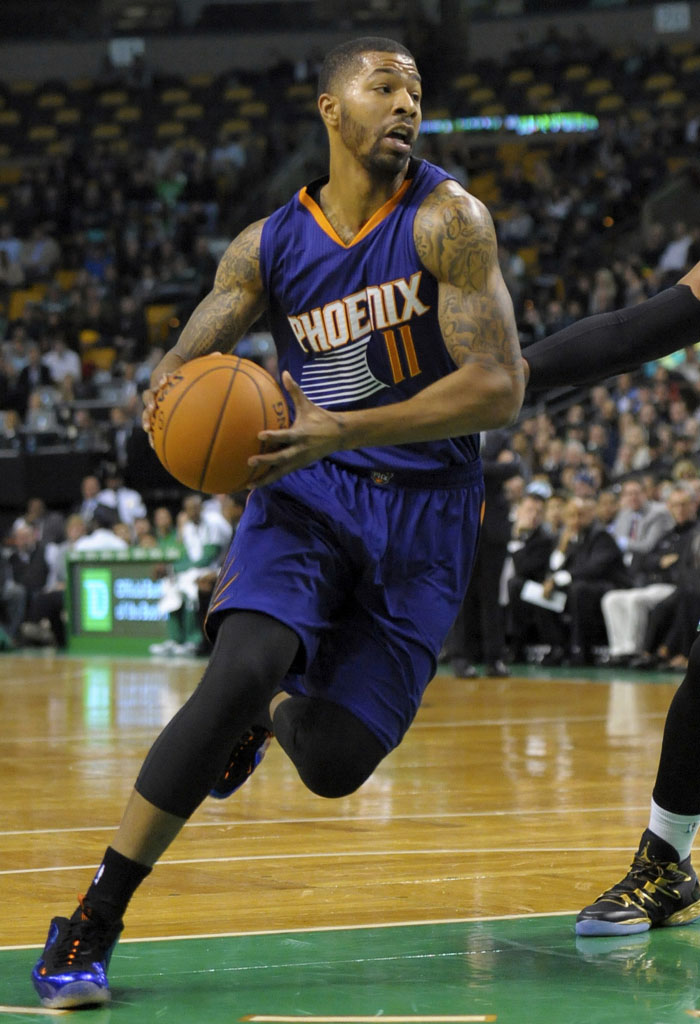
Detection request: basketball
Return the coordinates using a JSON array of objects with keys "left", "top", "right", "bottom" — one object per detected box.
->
[{"left": 151, "top": 353, "right": 289, "bottom": 494}]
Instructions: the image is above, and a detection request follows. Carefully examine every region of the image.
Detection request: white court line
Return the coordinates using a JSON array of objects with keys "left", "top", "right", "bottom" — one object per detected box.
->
[
  {"left": 0, "top": 711, "right": 667, "bottom": 747},
  {"left": 0, "top": 908, "right": 581, "bottom": 952},
  {"left": 0, "top": 805, "right": 649, "bottom": 839},
  {"left": 0, "top": 1007, "right": 69, "bottom": 1017},
  {"left": 0, "top": 845, "right": 641, "bottom": 877},
  {"left": 241, "top": 1016, "right": 496, "bottom": 1023}
]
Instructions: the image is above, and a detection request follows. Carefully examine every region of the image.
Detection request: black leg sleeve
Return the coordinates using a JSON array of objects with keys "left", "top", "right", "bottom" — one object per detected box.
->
[
  {"left": 653, "top": 633, "right": 700, "bottom": 814},
  {"left": 135, "top": 611, "right": 299, "bottom": 818},
  {"left": 525, "top": 285, "right": 700, "bottom": 391}
]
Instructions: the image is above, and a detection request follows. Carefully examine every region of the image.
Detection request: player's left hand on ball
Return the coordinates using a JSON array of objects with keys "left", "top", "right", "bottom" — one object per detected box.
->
[{"left": 248, "top": 371, "right": 345, "bottom": 486}]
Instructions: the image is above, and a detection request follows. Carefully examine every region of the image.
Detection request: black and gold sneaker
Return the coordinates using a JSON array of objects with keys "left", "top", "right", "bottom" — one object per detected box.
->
[
  {"left": 210, "top": 725, "right": 272, "bottom": 799},
  {"left": 576, "top": 830, "right": 700, "bottom": 936}
]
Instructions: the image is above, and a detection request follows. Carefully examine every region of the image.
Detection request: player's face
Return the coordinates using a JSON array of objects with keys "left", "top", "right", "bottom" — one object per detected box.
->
[{"left": 336, "top": 52, "right": 422, "bottom": 176}]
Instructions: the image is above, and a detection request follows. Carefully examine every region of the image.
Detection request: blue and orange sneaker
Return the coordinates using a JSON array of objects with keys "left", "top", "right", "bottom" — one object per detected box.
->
[
  {"left": 31, "top": 899, "right": 123, "bottom": 1008},
  {"left": 576, "top": 830, "right": 700, "bottom": 936},
  {"left": 209, "top": 725, "right": 272, "bottom": 799}
]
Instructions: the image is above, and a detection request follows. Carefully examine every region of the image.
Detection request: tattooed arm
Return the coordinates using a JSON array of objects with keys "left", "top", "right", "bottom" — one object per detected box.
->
[
  {"left": 147, "top": 219, "right": 267, "bottom": 385},
  {"left": 248, "top": 184, "right": 524, "bottom": 486},
  {"left": 142, "top": 219, "right": 267, "bottom": 434},
  {"left": 409, "top": 180, "right": 524, "bottom": 430}
]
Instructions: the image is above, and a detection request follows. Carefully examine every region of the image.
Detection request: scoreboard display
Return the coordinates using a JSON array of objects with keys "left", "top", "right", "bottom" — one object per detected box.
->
[{"left": 67, "top": 548, "right": 182, "bottom": 654}]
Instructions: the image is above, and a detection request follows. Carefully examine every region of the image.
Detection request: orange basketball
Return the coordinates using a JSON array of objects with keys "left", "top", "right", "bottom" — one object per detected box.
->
[{"left": 151, "top": 354, "right": 289, "bottom": 494}]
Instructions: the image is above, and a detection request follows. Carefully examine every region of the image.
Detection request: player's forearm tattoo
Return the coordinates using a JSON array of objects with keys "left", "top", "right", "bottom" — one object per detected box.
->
[
  {"left": 415, "top": 188, "right": 521, "bottom": 376},
  {"left": 174, "top": 220, "right": 267, "bottom": 359}
]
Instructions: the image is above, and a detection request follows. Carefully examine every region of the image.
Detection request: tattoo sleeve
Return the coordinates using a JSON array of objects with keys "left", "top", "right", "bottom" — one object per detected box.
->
[
  {"left": 173, "top": 219, "right": 268, "bottom": 361},
  {"left": 414, "top": 184, "right": 522, "bottom": 379}
]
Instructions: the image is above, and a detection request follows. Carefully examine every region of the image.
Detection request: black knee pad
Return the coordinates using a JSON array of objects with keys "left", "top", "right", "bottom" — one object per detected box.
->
[{"left": 273, "top": 696, "right": 386, "bottom": 798}]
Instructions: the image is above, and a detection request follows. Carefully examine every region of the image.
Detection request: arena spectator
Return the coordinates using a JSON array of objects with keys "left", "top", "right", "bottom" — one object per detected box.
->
[
  {"left": 610, "top": 477, "right": 674, "bottom": 563},
  {"left": 601, "top": 487, "right": 697, "bottom": 666},
  {"left": 96, "top": 463, "right": 147, "bottom": 526},
  {"left": 530, "top": 496, "right": 632, "bottom": 666}
]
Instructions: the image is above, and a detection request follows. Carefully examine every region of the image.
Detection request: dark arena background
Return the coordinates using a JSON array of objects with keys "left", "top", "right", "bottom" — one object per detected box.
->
[{"left": 3, "top": 1, "right": 700, "bottom": 1020}]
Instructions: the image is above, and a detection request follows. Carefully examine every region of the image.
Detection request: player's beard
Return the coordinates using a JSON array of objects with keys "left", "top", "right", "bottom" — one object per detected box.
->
[{"left": 338, "top": 104, "right": 410, "bottom": 179}]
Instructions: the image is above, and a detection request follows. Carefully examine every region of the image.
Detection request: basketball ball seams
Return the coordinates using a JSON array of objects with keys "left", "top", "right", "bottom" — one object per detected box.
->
[
  {"left": 238, "top": 370, "right": 270, "bottom": 486},
  {"left": 199, "top": 361, "right": 241, "bottom": 491},
  {"left": 152, "top": 354, "right": 289, "bottom": 494},
  {"left": 160, "top": 365, "right": 231, "bottom": 473}
]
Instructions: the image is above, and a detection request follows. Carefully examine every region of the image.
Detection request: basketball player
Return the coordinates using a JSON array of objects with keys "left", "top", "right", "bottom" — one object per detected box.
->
[{"left": 32, "top": 38, "right": 700, "bottom": 1007}]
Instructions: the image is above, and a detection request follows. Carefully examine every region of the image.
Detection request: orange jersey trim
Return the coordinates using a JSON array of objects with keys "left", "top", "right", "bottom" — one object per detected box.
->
[{"left": 298, "top": 179, "right": 413, "bottom": 249}]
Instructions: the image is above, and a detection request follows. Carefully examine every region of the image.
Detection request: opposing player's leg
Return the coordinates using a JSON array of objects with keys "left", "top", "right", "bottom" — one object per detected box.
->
[
  {"left": 576, "top": 633, "right": 700, "bottom": 935},
  {"left": 32, "top": 610, "right": 299, "bottom": 1009}
]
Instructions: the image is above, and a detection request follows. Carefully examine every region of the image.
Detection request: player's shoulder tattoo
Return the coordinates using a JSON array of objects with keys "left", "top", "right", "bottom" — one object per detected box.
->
[
  {"left": 214, "top": 217, "right": 267, "bottom": 294},
  {"left": 414, "top": 182, "right": 497, "bottom": 290}
]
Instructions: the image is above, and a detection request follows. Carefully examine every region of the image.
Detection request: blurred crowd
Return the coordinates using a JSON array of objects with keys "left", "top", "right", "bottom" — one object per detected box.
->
[
  {"left": 0, "top": 468, "right": 246, "bottom": 653},
  {"left": 1, "top": 33, "right": 700, "bottom": 663}
]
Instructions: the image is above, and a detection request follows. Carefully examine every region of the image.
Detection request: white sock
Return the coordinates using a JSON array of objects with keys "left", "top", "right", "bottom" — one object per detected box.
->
[{"left": 649, "top": 798, "right": 700, "bottom": 860}]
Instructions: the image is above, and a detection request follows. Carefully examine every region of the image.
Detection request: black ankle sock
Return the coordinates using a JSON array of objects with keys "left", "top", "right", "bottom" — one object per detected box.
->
[{"left": 82, "top": 846, "right": 152, "bottom": 924}]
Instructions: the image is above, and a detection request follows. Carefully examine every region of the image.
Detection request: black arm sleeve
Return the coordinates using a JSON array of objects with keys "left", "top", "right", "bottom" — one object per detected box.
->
[{"left": 524, "top": 284, "right": 700, "bottom": 391}]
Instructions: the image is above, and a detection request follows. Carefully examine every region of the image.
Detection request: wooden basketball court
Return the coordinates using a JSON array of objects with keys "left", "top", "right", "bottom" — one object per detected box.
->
[{"left": 1, "top": 651, "right": 699, "bottom": 1022}]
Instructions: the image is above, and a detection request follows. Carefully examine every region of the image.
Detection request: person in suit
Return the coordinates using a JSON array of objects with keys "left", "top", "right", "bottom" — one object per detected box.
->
[
  {"left": 602, "top": 487, "right": 697, "bottom": 666},
  {"left": 610, "top": 477, "right": 674, "bottom": 564},
  {"left": 448, "top": 429, "right": 523, "bottom": 678},
  {"left": 14, "top": 343, "right": 53, "bottom": 418},
  {"left": 535, "top": 495, "right": 632, "bottom": 665},
  {"left": 504, "top": 488, "right": 555, "bottom": 663}
]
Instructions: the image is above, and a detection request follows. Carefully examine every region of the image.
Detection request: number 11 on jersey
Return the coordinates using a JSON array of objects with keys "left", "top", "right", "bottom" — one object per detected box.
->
[{"left": 382, "top": 326, "right": 421, "bottom": 384}]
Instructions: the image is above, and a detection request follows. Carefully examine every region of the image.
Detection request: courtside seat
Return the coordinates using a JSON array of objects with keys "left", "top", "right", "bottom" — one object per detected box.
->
[
  {"left": 564, "top": 63, "right": 591, "bottom": 82},
  {"left": 97, "top": 89, "right": 129, "bottom": 108},
  {"left": 174, "top": 103, "right": 204, "bottom": 121},
  {"left": 218, "top": 118, "right": 251, "bottom": 137},
  {"left": 186, "top": 73, "right": 215, "bottom": 90},
  {"left": 54, "top": 107, "right": 81, "bottom": 125},
  {"left": 55, "top": 269, "right": 79, "bottom": 291},
  {"left": 161, "top": 87, "right": 190, "bottom": 105},
  {"left": 114, "top": 105, "right": 142, "bottom": 123},
  {"left": 452, "top": 72, "right": 480, "bottom": 91},
  {"left": 9, "top": 79, "right": 36, "bottom": 96},
  {"left": 643, "top": 72, "right": 676, "bottom": 93},
  {"left": 656, "top": 88, "right": 686, "bottom": 108},
  {"left": 37, "top": 91, "right": 66, "bottom": 109},
  {"left": 507, "top": 68, "right": 535, "bottom": 86},
  {"left": 680, "top": 54, "right": 700, "bottom": 76},
  {"left": 92, "top": 123, "right": 122, "bottom": 141},
  {"left": 27, "top": 124, "right": 58, "bottom": 143},
  {"left": 480, "top": 102, "right": 507, "bottom": 116},
  {"left": 67, "top": 77, "right": 94, "bottom": 93},
  {"left": 584, "top": 77, "right": 613, "bottom": 96},
  {"left": 238, "top": 100, "right": 268, "bottom": 118},
  {"left": 669, "top": 39, "right": 696, "bottom": 57},
  {"left": 8, "top": 284, "right": 47, "bottom": 321},
  {"left": 145, "top": 303, "right": 178, "bottom": 344},
  {"left": 223, "top": 84, "right": 254, "bottom": 103},
  {"left": 155, "top": 121, "right": 185, "bottom": 139},
  {"left": 596, "top": 93, "right": 625, "bottom": 112},
  {"left": 46, "top": 139, "right": 73, "bottom": 157},
  {"left": 468, "top": 86, "right": 496, "bottom": 109},
  {"left": 285, "top": 83, "right": 315, "bottom": 100}
]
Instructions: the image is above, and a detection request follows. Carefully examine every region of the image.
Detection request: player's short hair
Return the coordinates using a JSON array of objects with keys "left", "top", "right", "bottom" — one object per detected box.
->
[{"left": 317, "top": 36, "right": 415, "bottom": 98}]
